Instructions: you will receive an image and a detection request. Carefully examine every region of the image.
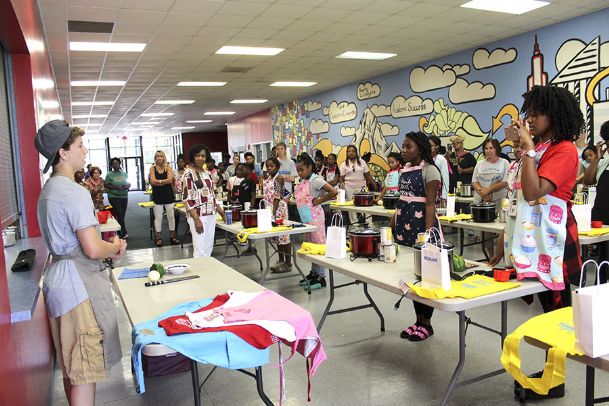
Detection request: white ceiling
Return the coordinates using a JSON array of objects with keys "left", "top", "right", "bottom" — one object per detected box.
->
[{"left": 37, "top": 0, "right": 609, "bottom": 137}]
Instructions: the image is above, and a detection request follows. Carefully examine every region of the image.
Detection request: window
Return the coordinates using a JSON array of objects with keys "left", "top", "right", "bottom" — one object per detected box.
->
[{"left": 0, "top": 46, "right": 20, "bottom": 228}]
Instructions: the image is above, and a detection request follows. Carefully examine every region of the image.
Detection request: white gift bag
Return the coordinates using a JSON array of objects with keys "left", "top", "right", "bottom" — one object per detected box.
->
[
  {"left": 572, "top": 192, "right": 591, "bottom": 233},
  {"left": 325, "top": 213, "right": 346, "bottom": 259},
  {"left": 420, "top": 227, "right": 451, "bottom": 290},
  {"left": 337, "top": 189, "right": 346, "bottom": 204},
  {"left": 573, "top": 259, "right": 609, "bottom": 358},
  {"left": 257, "top": 200, "right": 272, "bottom": 232},
  {"left": 446, "top": 194, "right": 456, "bottom": 218}
]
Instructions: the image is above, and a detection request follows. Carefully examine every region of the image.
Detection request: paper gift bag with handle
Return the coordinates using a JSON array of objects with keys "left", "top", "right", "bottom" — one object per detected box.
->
[
  {"left": 572, "top": 192, "right": 591, "bottom": 232},
  {"left": 325, "top": 212, "right": 346, "bottom": 259},
  {"left": 257, "top": 200, "right": 273, "bottom": 232},
  {"left": 573, "top": 259, "right": 609, "bottom": 358},
  {"left": 446, "top": 194, "right": 456, "bottom": 218},
  {"left": 421, "top": 227, "right": 451, "bottom": 290}
]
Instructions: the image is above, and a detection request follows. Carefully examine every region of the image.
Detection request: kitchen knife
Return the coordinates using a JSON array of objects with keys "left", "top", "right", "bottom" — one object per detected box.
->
[{"left": 145, "top": 275, "right": 200, "bottom": 287}]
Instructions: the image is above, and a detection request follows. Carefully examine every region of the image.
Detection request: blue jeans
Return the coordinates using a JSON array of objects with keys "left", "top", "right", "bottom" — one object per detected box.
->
[{"left": 312, "top": 262, "right": 326, "bottom": 278}]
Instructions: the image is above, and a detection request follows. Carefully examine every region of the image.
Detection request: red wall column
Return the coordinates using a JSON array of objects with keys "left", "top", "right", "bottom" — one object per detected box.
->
[{"left": 12, "top": 53, "right": 42, "bottom": 237}]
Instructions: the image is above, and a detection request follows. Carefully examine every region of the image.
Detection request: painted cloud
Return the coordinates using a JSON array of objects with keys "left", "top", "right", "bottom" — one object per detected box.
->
[
  {"left": 391, "top": 95, "right": 433, "bottom": 118},
  {"left": 380, "top": 123, "right": 399, "bottom": 136},
  {"left": 473, "top": 47, "right": 517, "bottom": 69},
  {"left": 340, "top": 126, "right": 356, "bottom": 136},
  {"left": 556, "top": 38, "right": 609, "bottom": 70},
  {"left": 371, "top": 104, "right": 390, "bottom": 117},
  {"left": 328, "top": 101, "right": 357, "bottom": 124},
  {"left": 304, "top": 101, "right": 322, "bottom": 111},
  {"left": 410, "top": 65, "right": 456, "bottom": 92},
  {"left": 322, "top": 106, "right": 329, "bottom": 116},
  {"left": 310, "top": 119, "right": 329, "bottom": 134},
  {"left": 357, "top": 82, "right": 381, "bottom": 100},
  {"left": 442, "top": 63, "right": 470, "bottom": 76},
  {"left": 449, "top": 78, "right": 496, "bottom": 104}
]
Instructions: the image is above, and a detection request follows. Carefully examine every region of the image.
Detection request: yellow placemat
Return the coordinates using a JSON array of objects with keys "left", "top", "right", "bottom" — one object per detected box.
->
[
  {"left": 406, "top": 275, "right": 520, "bottom": 300},
  {"left": 297, "top": 242, "right": 351, "bottom": 255},
  {"left": 236, "top": 225, "right": 294, "bottom": 243},
  {"left": 174, "top": 202, "right": 185, "bottom": 208},
  {"left": 438, "top": 213, "right": 472, "bottom": 222},
  {"left": 501, "top": 307, "right": 583, "bottom": 395},
  {"left": 330, "top": 201, "right": 354, "bottom": 206},
  {"left": 138, "top": 201, "right": 155, "bottom": 208},
  {"left": 578, "top": 227, "right": 609, "bottom": 236}
]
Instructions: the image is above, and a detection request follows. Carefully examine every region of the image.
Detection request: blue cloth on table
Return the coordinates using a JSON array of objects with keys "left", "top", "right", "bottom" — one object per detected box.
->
[
  {"left": 132, "top": 298, "right": 270, "bottom": 394},
  {"left": 119, "top": 268, "right": 149, "bottom": 279}
]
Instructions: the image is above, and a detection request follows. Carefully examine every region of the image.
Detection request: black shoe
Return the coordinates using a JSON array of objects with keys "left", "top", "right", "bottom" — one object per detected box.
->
[
  {"left": 307, "top": 276, "right": 326, "bottom": 290},
  {"left": 514, "top": 370, "right": 565, "bottom": 400},
  {"left": 298, "top": 272, "right": 315, "bottom": 286}
]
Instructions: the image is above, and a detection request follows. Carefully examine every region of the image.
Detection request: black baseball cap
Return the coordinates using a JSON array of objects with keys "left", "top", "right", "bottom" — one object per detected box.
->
[{"left": 35, "top": 120, "right": 71, "bottom": 173}]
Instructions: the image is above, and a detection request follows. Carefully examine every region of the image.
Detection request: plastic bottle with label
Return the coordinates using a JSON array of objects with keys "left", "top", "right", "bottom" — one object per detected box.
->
[{"left": 588, "top": 186, "right": 597, "bottom": 207}]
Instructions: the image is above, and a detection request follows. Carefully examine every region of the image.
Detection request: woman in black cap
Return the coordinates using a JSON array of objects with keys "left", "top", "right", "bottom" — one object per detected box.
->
[{"left": 36, "top": 120, "right": 126, "bottom": 405}]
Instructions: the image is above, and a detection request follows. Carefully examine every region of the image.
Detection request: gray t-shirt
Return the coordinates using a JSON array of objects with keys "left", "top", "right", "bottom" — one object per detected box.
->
[
  {"left": 38, "top": 176, "right": 99, "bottom": 317},
  {"left": 421, "top": 162, "right": 442, "bottom": 185},
  {"left": 472, "top": 158, "right": 509, "bottom": 203},
  {"left": 308, "top": 174, "right": 328, "bottom": 199},
  {"left": 277, "top": 158, "right": 297, "bottom": 193}
]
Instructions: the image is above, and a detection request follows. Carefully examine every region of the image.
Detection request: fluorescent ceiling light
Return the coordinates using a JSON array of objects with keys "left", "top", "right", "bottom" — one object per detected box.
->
[
  {"left": 132, "top": 121, "right": 161, "bottom": 125},
  {"left": 72, "top": 101, "right": 114, "bottom": 106},
  {"left": 33, "top": 78, "right": 55, "bottom": 89},
  {"left": 40, "top": 100, "right": 59, "bottom": 109},
  {"left": 230, "top": 99, "right": 268, "bottom": 104},
  {"left": 204, "top": 111, "right": 235, "bottom": 116},
  {"left": 460, "top": 0, "right": 549, "bottom": 14},
  {"left": 177, "top": 81, "right": 227, "bottom": 87},
  {"left": 186, "top": 120, "right": 213, "bottom": 123},
  {"left": 270, "top": 82, "right": 317, "bottom": 87},
  {"left": 154, "top": 100, "right": 195, "bottom": 105},
  {"left": 335, "top": 51, "right": 397, "bottom": 60},
  {"left": 141, "top": 112, "right": 174, "bottom": 117},
  {"left": 72, "top": 114, "right": 106, "bottom": 119},
  {"left": 215, "top": 46, "right": 284, "bottom": 56},
  {"left": 172, "top": 126, "right": 195, "bottom": 130},
  {"left": 70, "top": 41, "right": 146, "bottom": 52},
  {"left": 71, "top": 80, "right": 126, "bottom": 87}
]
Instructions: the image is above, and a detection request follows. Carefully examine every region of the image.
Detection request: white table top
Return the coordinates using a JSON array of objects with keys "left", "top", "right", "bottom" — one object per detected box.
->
[
  {"left": 111, "top": 257, "right": 265, "bottom": 326},
  {"left": 330, "top": 203, "right": 395, "bottom": 218},
  {"left": 440, "top": 219, "right": 609, "bottom": 245},
  {"left": 299, "top": 249, "right": 547, "bottom": 312},
  {"left": 215, "top": 219, "right": 317, "bottom": 239},
  {"left": 524, "top": 336, "right": 609, "bottom": 372},
  {"left": 99, "top": 217, "right": 121, "bottom": 233}
]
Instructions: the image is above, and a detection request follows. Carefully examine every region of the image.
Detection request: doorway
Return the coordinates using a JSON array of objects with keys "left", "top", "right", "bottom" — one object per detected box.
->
[{"left": 122, "top": 156, "right": 145, "bottom": 190}]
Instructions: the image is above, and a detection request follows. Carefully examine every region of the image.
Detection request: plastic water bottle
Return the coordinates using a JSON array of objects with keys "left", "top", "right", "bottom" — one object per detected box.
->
[{"left": 588, "top": 186, "right": 597, "bottom": 207}]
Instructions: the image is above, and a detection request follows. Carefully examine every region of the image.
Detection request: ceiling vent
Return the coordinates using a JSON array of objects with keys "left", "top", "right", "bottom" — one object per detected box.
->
[
  {"left": 68, "top": 21, "right": 114, "bottom": 34},
  {"left": 220, "top": 66, "right": 252, "bottom": 73}
]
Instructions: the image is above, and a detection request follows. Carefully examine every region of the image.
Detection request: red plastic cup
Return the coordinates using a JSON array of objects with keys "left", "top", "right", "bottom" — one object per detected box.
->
[
  {"left": 591, "top": 220, "right": 603, "bottom": 228},
  {"left": 493, "top": 268, "right": 514, "bottom": 282}
]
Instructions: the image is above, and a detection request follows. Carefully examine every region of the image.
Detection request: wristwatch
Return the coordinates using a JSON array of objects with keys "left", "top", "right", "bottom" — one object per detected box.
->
[{"left": 525, "top": 149, "right": 536, "bottom": 158}]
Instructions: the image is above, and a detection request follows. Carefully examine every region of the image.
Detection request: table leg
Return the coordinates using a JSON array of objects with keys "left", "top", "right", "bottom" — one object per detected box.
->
[
  {"left": 501, "top": 301, "right": 507, "bottom": 345},
  {"left": 363, "top": 282, "right": 385, "bottom": 332},
  {"left": 317, "top": 270, "right": 335, "bottom": 331},
  {"left": 259, "top": 239, "right": 271, "bottom": 284},
  {"left": 291, "top": 239, "right": 311, "bottom": 294},
  {"left": 440, "top": 311, "right": 466, "bottom": 406},
  {"left": 255, "top": 366, "right": 274, "bottom": 406},
  {"left": 585, "top": 365, "right": 595, "bottom": 406},
  {"left": 190, "top": 360, "right": 201, "bottom": 406},
  {"left": 459, "top": 229, "right": 464, "bottom": 256}
]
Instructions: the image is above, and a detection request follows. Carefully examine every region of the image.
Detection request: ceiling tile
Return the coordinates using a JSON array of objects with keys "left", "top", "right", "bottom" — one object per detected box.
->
[{"left": 67, "top": 6, "right": 117, "bottom": 21}]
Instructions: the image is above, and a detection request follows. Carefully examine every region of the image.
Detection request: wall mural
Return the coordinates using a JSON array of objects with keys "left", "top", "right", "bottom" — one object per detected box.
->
[{"left": 271, "top": 9, "right": 609, "bottom": 180}]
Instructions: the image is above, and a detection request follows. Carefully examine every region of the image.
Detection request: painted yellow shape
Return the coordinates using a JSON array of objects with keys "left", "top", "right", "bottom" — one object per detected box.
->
[
  {"left": 360, "top": 138, "right": 371, "bottom": 155},
  {"left": 492, "top": 104, "right": 519, "bottom": 134},
  {"left": 418, "top": 116, "right": 428, "bottom": 132},
  {"left": 368, "top": 154, "right": 389, "bottom": 171},
  {"left": 313, "top": 139, "right": 334, "bottom": 157},
  {"left": 586, "top": 66, "right": 609, "bottom": 106}
]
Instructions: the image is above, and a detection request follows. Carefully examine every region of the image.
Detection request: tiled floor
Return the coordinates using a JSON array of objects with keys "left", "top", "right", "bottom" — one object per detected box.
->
[{"left": 51, "top": 233, "right": 608, "bottom": 405}]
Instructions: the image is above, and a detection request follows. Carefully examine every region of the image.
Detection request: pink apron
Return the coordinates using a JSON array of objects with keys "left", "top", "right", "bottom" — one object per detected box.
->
[
  {"left": 295, "top": 176, "right": 326, "bottom": 244},
  {"left": 263, "top": 175, "right": 289, "bottom": 245}
]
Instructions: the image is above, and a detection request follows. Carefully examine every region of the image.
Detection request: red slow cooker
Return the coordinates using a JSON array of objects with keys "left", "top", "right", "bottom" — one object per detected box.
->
[
  {"left": 353, "top": 189, "right": 375, "bottom": 207},
  {"left": 241, "top": 210, "right": 258, "bottom": 228},
  {"left": 349, "top": 224, "right": 381, "bottom": 259},
  {"left": 226, "top": 204, "right": 242, "bottom": 222}
]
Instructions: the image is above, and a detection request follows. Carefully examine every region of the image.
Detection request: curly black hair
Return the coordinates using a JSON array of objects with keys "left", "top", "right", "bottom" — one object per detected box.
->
[
  {"left": 188, "top": 144, "right": 211, "bottom": 166},
  {"left": 520, "top": 85, "right": 584, "bottom": 144},
  {"left": 600, "top": 120, "right": 609, "bottom": 142},
  {"left": 405, "top": 131, "right": 434, "bottom": 166},
  {"left": 387, "top": 151, "right": 404, "bottom": 167}
]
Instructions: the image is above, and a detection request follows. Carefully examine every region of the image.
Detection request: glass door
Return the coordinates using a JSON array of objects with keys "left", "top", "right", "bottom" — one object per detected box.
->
[{"left": 123, "top": 156, "right": 144, "bottom": 190}]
